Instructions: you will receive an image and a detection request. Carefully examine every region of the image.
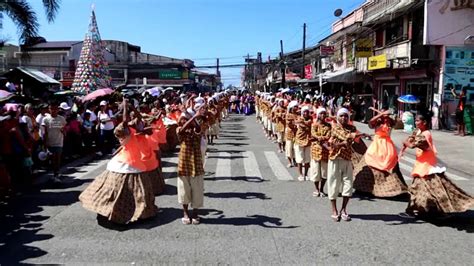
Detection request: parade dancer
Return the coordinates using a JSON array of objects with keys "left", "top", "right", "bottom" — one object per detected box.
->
[
  {"left": 399, "top": 114, "right": 474, "bottom": 218},
  {"left": 327, "top": 108, "right": 358, "bottom": 222},
  {"left": 294, "top": 105, "right": 312, "bottom": 181},
  {"left": 285, "top": 101, "right": 298, "bottom": 168},
  {"left": 310, "top": 107, "right": 331, "bottom": 197},
  {"left": 274, "top": 99, "right": 286, "bottom": 153},
  {"left": 207, "top": 100, "right": 219, "bottom": 145},
  {"left": 353, "top": 108, "right": 407, "bottom": 197},
  {"left": 79, "top": 98, "right": 158, "bottom": 225},
  {"left": 176, "top": 106, "right": 206, "bottom": 225}
]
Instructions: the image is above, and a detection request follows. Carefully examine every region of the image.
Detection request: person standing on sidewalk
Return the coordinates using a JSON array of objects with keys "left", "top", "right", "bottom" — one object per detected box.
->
[
  {"left": 451, "top": 86, "right": 467, "bottom": 136},
  {"left": 97, "top": 100, "right": 116, "bottom": 155},
  {"left": 310, "top": 107, "right": 331, "bottom": 197},
  {"left": 42, "top": 102, "right": 67, "bottom": 183},
  {"left": 327, "top": 108, "right": 358, "bottom": 222},
  {"left": 399, "top": 114, "right": 474, "bottom": 218},
  {"left": 176, "top": 106, "right": 206, "bottom": 225}
]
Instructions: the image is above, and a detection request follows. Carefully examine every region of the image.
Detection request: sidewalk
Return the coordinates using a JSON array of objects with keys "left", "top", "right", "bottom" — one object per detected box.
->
[{"left": 354, "top": 122, "right": 474, "bottom": 177}]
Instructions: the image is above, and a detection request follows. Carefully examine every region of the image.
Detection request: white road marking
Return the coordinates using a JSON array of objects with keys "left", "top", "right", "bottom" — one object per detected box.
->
[
  {"left": 264, "top": 151, "right": 294, "bottom": 181},
  {"left": 242, "top": 151, "right": 263, "bottom": 181},
  {"left": 215, "top": 152, "right": 232, "bottom": 181}
]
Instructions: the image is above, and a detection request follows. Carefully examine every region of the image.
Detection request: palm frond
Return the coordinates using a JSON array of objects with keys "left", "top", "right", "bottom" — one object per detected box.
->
[
  {"left": 1, "top": 0, "right": 39, "bottom": 44},
  {"left": 42, "top": 0, "right": 60, "bottom": 23}
]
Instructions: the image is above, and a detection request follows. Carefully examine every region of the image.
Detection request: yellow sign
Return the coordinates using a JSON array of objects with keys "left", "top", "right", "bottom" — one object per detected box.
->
[
  {"left": 355, "top": 39, "right": 373, "bottom": 58},
  {"left": 368, "top": 54, "right": 387, "bottom": 70}
]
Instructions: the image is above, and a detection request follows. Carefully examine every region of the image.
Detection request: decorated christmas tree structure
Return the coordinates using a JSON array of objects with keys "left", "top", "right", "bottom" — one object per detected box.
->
[{"left": 71, "top": 8, "right": 112, "bottom": 94}]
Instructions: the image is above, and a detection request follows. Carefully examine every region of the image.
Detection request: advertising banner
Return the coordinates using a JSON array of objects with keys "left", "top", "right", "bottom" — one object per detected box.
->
[
  {"left": 355, "top": 38, "right": 373, "bottom": 57},
  {"left": 368, "top": 54, "right": 387, "bottom": 70},
  {"left": 304, "top": 65, "right": 313, "bottom": 79}
]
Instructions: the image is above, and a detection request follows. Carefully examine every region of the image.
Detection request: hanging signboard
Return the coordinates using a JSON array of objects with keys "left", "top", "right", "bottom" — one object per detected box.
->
[
  {"left": 159, "top": 70, "right": 182, "bottom": 79},
  {"left": 355, "top": 38, "right": 373, "bottom": 57},
  {"left": 320, "top": 45, "right": 335, "bottom": 57},
  {"left": 304, "top": 65, "right": 313, "bottom": 79},
  {"left": 368, "top": 54, "right": 387, "bottom": 70}
]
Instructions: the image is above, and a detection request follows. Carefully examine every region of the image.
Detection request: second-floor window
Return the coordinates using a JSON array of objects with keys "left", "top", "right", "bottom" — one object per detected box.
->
[{"left": 385, "top": 17, "right": 404, "bottom": 45}]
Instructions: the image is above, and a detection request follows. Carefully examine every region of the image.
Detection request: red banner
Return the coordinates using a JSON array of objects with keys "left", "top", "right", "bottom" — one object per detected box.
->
[
  {"left": 320, "top": 45, "right": 335, "bottom": 56},
  {"left": 304, "top": 65, "right": 313, "bottom": 79}
]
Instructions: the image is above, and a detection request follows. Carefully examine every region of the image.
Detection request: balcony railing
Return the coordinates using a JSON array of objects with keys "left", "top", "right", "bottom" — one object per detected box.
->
[{"left": 363, "top": 0, "right": 415, "bottom": 24}]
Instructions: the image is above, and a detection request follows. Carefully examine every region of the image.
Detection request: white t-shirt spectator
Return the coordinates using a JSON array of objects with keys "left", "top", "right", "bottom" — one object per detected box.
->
[
  {"left": 42, "top": 115, "right": 67, "bottom": 147},
  {"left": 86, "top": 109, "right": 97, "bottom": 122},
  {"left": 98, "top": 110, "right": 115, "bottom": 131},
  {"left": 36, "top": 113, "right": 49, "bottom": 139}
]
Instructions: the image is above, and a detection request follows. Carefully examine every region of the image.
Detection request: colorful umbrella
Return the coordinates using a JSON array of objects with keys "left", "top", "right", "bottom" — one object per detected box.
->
[
  {"left": 82, "top": 88, "right": 114, "bottom": 102},
  {"left": 397, "top": 94, "right": 420, "bottom": 104},
  {"left": 54, "top": 90, "right": 84, "bottom": 96},
  {"left": 0, "top": 90, "right": 15, "bottom": 102}
]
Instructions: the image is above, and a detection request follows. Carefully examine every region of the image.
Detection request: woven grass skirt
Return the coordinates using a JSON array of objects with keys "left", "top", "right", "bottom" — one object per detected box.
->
[
  {"left": 79, "top": 170, "right": 158, "bottom": 224},
  {"left": 353, "top": 156, "right": 408, "bottom": 197},
  {"left": 151, "top": 167, "right": 166, "bottom": 195},
  {"left": 406, "top": 173, "right": 474, "bottom": 214}
]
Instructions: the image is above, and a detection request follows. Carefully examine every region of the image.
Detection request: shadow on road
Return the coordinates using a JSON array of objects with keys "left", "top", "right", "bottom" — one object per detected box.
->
[
  {"left": 0, "top": 189, "right": 84, "bottom": 264},
  {"left": 203, "top": 214, "right": 298, "bottom": 228},
  {"left": 204, "top": 176, "right": 268, "bottom": 183},
  {"left": 351, "top": 211, "right": 474, "bottom": 233},
  {"left": 204, "top": 192, "right": 271, "bottom": 200}
]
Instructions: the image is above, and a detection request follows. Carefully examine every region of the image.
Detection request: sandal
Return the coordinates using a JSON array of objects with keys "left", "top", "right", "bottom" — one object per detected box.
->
[
  {"left": 341, "top": 213, "right": 351, "bottom": 221},
  {"left": 331, "top": 214, "right": 340, "bottom": 222},
  {"left": 319, "top": 192, "right": 327, "bottom": 198},
  {"left": 312, "top": 191, "right": 320, "bottom": 197},
  {"left": 192, "top": 217, "right": 201, "bottom": 225},
  {"left": 181, "top": 217, "right": 191, "bottom": 225},
  {"left": 287, "top": 163, "right": 293, "bottom": 168}
]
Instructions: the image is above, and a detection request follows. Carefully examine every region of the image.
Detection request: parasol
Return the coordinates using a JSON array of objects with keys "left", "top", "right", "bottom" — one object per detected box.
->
[
  {"left": 54, "top": 90, "right": 84, "bottom": 96},
  {"left": 397, "top": 94, "right": 420, "bottom": 104},
  {"left": 0, "top": 90, "right": 15, "bottom": 102},
  {"left": 82, "top": 88, "right": 114, "bottom": 102}
]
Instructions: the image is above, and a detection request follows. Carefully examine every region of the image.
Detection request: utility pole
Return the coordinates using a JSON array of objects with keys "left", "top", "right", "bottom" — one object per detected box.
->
[
  {"left": 280, "top": 40, "right": 285, "bottom": 89},
  {"left": 216, "top": 58, "right": 220, "bottom": 91},
  {"left": 302, "top": 23, "right": 306, "bottom": 79}
]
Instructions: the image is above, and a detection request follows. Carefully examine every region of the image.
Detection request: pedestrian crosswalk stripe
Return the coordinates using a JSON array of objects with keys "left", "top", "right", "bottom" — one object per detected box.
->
[
  {"left": 215, "top": 152, "right": 232, "bottom": 181},
  {"left": 264, "top": 151, "right": 294, "bottom": 181},
  {"left": 400, "top": 157, "right": 468, "bottom": 181},
  {"left": 242, "top": 151, "right": 263, "bottom": 181}
]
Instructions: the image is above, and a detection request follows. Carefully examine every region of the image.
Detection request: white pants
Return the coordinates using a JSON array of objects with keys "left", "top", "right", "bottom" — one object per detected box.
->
[
  {"left": 177, "top": 176, "right": 204, "bottom": 208},
  {"left": 294, "top": 145, "right": 311, "bottom": 164},
  {"left": 327, "top": 158, "right": 353, "bottom": 200},
  {"left": 285, "top": 140, "right": 295, "bottom": 159},
  {"left": 310, "top": 160, "right": 328, "bottom": 182}
]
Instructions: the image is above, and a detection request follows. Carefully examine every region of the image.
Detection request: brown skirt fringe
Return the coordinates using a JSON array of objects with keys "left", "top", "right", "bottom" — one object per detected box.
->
[
  {"left": 406, "top": 173, "right": 474, "bottom": 214},
  {"left": 79, "top": 170, "right": 158, "bottom": 224},
  {"left": 353, "top": 156, "right": 408, "bottom": 197}
]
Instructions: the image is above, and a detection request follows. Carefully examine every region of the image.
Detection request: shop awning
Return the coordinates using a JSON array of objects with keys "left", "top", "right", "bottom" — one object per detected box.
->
[
  {"left": 16, "top": 67, "right": 60, "bottom": 84},
  {"left": 316, "top": 67, "right": 366, "bottom": 83}
]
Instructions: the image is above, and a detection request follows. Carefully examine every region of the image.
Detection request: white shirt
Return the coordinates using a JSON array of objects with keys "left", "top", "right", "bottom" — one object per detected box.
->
[
  {"left": 98, "top": 110, "right": 115, "bottom": 131},
  {"left": 86, "top": 109, "right": 97, "bottom": 122},
  {"left": 36, "top": 113, "right": 49, "bottom": 139}
]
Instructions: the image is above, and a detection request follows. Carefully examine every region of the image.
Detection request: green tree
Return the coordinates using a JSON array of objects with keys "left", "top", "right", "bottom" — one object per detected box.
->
[{"left": 0, "top": 0, "right": 60, "bottom": 45}]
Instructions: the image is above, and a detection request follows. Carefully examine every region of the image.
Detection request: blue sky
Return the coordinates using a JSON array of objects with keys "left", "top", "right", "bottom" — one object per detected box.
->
[{"left": 1, "top": 0, "right": 365, "bottom": 86}]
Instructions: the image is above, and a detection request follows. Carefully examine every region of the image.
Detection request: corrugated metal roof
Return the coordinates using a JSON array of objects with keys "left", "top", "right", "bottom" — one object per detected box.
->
[
  {"left": 17, "top": 67, "right": 60, "bottom": 84},
  {"left": 28, "top": 41, "right": 80, "bottom": 49}
]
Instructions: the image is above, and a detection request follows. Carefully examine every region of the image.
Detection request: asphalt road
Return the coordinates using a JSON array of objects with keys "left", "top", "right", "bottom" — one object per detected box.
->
[{"left": 0, "top": 114, "right": 473, "bottom": 264}]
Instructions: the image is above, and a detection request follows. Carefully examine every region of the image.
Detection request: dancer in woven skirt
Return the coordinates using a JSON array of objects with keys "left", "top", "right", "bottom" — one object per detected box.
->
[
  {"left": 353, "top": 108, "right": 408, "bottom": 197},
  {"left": 274, "top": 99, "right": 286, "bottom": 153},
  {"left": 176, "top": 105, "right": 206, "bottom": 225},
  {"left": 79, "top": 99, "right": 158, "bottom": 225},
  {"left": 399, "top": 114, "right": 474, "bottom": 218}
]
